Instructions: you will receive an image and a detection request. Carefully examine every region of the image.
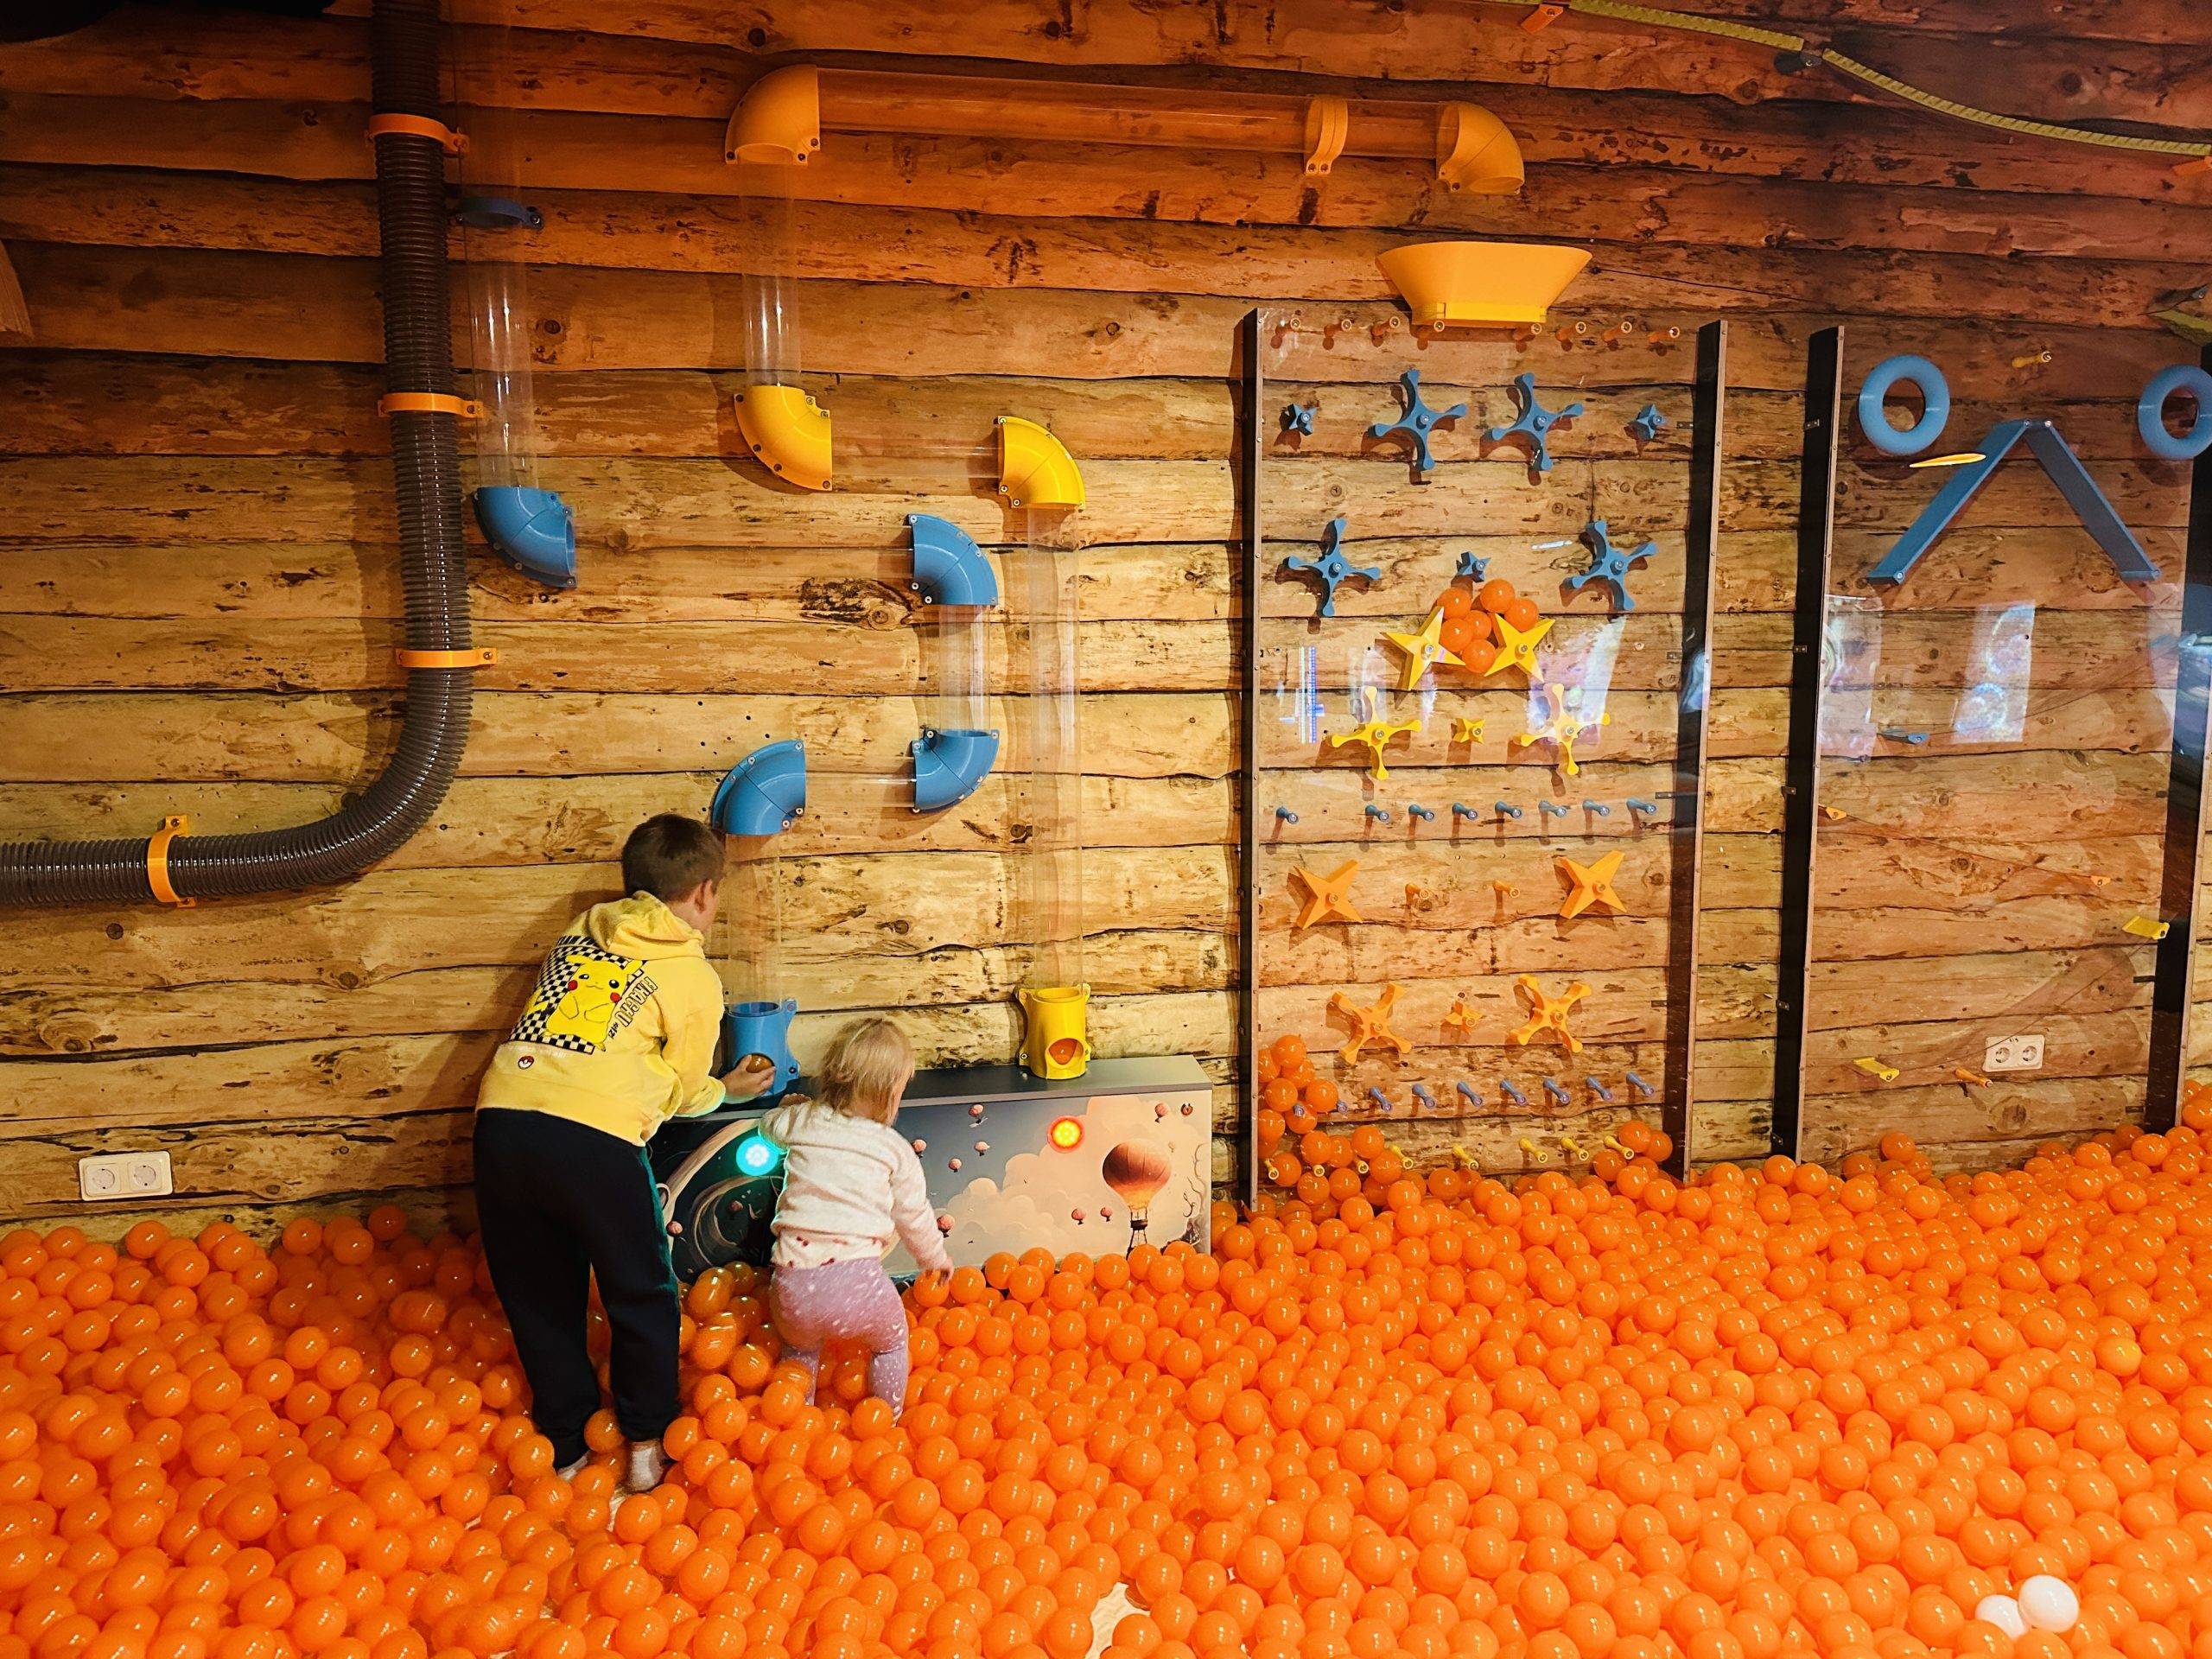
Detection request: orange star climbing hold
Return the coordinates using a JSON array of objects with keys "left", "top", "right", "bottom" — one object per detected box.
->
[
  {"left": 1288, "top": 860, "right": 1362, "bottom": 929},
  {"left": 1442, "top": 997, "right": 1478, "bottom": 1035},
  {"left": 1484, "top": 612, "right": 1554, "bottom": 680},
  {"left": 1556, "top": 849, "right": 1626, "bottom": 920},
  {"left": 1382, "top": 609, "right": 1463, "bottom": 691},
  {"left": 1328, "top": 982, "right": 1413, "bottom": 1064},
  {"left": 1509, "top": 974, "right": 1590, "bottom": 1054}
]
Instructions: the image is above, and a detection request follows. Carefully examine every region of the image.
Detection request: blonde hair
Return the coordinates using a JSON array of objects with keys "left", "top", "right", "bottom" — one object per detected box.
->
[{"left": 816, "top": 1017, "right": 914, "bottom": 1124}]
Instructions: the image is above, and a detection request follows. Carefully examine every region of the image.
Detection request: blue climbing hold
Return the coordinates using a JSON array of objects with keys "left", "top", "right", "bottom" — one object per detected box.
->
[
  {"left": 1625, "top": 1070, "right": 1656, "bottom": 1098},
  {"left": 1407, "top": 804, "right": 1436, "bottom": 822},
  {"left": 1368, "top": 369, "right": 1466, "bottom": 478},
  {"left": 1629, "top": 403, "right": 1669, "bottom": 444},
  {"left": 1411, "top": 1083, "right": 1438, "bottom": 1111},
  {"left": 1582, "top": 800, "right": 1611, "bottom": 817},
  {"left": 1496, "top": 802, "right": 1523, "bottom": 820},
  {"left": 1586, "top": 1077, "right": 1615, "bottom": 1103},
  {"left": 1500, "top": 1079, "right": 1529, "bottom": 1107},
  {"left": 1456, "top": 1081, "right": 1482, "bottom": 1108},
  {"left": 1538, "top": 800, "right": 1571, "bottom": 819},
  {"left": 1366, "top": 1087, "right": 1392, "bottom": 1112},
  {"left": 1365, "top": 804, "right": 1394, "bottom": 824},
  {"left": 1487, "top": 372, "right": 1585, "bottom": 475},
  {"left": 1455, "top": 551, "right": 1491, "bottom": 582},
  {"left": 1281, "top": 517, "right": 1382, "bottom": 618},
  {"left": 1625, "top": 798, "right": 1660, "bottom": 815},
  {"left": 1274, "top": 806, "right": 1300, "bottom": 824},
  {"left": 1281, "top": 401, "right": 1319, "bottom": 435},
  {"left": 1878, "top": 728, "right": 1931, "bottom": 746},
  {"left": 1565, "top": 518, "right": 1657, "bottom": 613},
  {"left": 1452, "top": 803, "right": 1479, "bottom": 821},
  {"left": 1543, "top": 1077, "right": 1572, "bottom": 1107}
]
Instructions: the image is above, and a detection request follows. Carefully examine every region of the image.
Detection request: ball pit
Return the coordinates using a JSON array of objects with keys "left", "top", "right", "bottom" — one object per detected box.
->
[{"left": 10, "top": 1115, "right": 2212, "bottom": 1659}]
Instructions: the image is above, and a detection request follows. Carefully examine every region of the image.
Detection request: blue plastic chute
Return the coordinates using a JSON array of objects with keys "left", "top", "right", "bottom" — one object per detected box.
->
[
  {"left": 473, "top": 486, "right": 577, "bottom": 590},
  {"left": 906, "top": 513, "right": 999, "bottom": 607},
  {"left": 721, "top": 997, "right": 799, "bottom": 1094},
  {"left": 910, "top": 728, "right": 1000, "bottom": 813},
  {"left": 709, "top": 740, "right": 806, "bottom": 836}
]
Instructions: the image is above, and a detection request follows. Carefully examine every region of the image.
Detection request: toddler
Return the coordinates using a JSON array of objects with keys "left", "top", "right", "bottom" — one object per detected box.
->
[{"left": 764, "top": 1017, "right": 951, "bottom": 1415}]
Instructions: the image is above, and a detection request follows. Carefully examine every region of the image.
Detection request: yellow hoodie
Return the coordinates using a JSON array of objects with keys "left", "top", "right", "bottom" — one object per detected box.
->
[{"left": 477, "top": 893, "right": 727, "bottom": 1146}]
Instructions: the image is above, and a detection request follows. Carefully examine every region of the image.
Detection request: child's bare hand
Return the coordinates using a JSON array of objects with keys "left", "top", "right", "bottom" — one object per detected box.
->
[{"left": 721, "top": 1055, "right": 778, "bottom": 1100}]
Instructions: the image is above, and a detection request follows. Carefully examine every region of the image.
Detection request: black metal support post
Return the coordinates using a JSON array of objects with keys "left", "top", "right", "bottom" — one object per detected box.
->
[
  {"left": 2145, "top": 341, "right": 2212, "bottom": 1129},
  {"left": 1660, "top": 321, "right": 1728, "bottom": 1178},
  {"left": 1770, "top": 327, "right": 1843, "bottom": 1158},
  {"left": 1236, "top": 308, "right": 1265, "bottom": 1206}
]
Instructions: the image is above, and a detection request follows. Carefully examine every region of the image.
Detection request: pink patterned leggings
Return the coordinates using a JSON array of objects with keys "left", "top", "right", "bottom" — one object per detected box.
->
[{"left": 768, "top": 1259, "right": 912, "bottom": 1414}]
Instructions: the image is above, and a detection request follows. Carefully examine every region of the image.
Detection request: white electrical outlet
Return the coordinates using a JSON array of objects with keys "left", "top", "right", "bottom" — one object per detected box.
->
[
  {"left": 78, "top": 1150, "right": 173, "bottom": 1201},
  {"left": 1985, "top": 1034, "right": 2045, "bottom": 1073}
]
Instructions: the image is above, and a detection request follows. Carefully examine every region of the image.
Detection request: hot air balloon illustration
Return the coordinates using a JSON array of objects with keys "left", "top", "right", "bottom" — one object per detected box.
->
[{"left": 1102, "top": 1138, "right": 1173, "bottom": 1250}]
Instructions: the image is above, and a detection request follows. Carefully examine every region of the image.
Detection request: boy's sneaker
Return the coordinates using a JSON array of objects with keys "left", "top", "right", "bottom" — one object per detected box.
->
[
  {"left": 555, "top": 1452, "right": 588, "bottom": 1480},
  {"left": 624, "top": 1441, "right": 669, "bottom": 1493}
]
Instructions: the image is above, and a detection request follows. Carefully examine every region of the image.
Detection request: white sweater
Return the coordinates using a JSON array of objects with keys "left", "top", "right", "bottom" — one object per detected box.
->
[{"left": 762, "top": 1099, "right": 953, "bottom": 1273}]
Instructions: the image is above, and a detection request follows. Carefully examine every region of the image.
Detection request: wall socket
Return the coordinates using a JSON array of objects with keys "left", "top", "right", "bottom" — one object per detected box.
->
[
  {"left": 78, "top": 1150, "right": 174, "bottom": 1201},
  {"left": 1984, "top": 1034, "right": 2046, "bottom": 1073}
]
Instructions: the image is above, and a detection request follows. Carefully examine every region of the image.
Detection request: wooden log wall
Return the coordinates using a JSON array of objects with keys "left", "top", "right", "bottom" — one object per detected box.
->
[{"left": 1, "top": 0, "right": 2209, "bottom": 1230}]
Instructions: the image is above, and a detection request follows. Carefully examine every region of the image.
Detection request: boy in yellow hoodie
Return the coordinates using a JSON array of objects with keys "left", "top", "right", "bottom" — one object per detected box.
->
[{"left": 475, "top": 814, "right": 773, "bottom": 1490}]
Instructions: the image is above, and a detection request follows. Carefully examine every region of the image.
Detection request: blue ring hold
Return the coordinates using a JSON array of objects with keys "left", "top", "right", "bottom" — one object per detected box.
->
[
  {"left": 1856, "top": 354, "right": 1949, "bottom": 457},
  {"left": 2139, "top": 365, "right": 2212, "bottom": 462}
]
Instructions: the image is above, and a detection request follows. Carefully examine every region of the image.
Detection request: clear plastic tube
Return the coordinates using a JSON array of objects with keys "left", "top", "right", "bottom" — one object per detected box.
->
[
  {"left": 449, "top": 27, "right": 539, "bottom": 499},
  {"left": 739, "top": 175, "right": 801, "bottom": 390},
  {"left": 1008, "top": 527, "right": 1085, "bottom": 995}
]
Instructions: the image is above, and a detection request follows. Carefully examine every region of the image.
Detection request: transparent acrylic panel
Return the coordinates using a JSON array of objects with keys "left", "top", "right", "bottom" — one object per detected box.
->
[
  {"left": 1248, "top": 305, "right": 1709, "bottom": 1180},
  {"left": 1800, "top": 335, "right": 2187, "bottom": 1166}
]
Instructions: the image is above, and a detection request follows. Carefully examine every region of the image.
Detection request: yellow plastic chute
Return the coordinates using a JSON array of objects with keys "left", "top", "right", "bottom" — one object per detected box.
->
[
  {"left": 995, "top": 416, "right": 1085, "bottom": 510},
  {"left": 1017, "top": 984, "right": 1090, "bottom": 1080},
  {"left": 734, "top": 385, "right": 832, "bottom": 492},
  {"left": 1376, "top": 240, "right": 1591, "bottom": 330},
  {"left": 724, "top": 66, "right": 821, "bottom": 165},
  {"left": 1435, "top": 104, "right": 1524, "bottom": 194}
]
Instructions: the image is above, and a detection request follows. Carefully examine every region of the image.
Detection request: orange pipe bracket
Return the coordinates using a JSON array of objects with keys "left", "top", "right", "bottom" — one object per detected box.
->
[
  {"left": 378, "top": 392, "right": 481, "bottom": 420},
  {"left": 394, "top": 647, "right": 499, "bottom": 669},
  {"left": 1303, "top": 97, "right": 1350, "bottom": 176},
  {"left": 147, "top": 816, "right": 194, "bottom": 909},
  {"left": 365, "top": 113, "right": 467, "bottom": 155}
]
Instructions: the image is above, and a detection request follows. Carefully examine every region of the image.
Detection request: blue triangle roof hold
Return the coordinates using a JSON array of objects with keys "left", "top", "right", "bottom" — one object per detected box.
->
[{"left": 1868, "top": 419, "right": 2158, "bottom": 586}]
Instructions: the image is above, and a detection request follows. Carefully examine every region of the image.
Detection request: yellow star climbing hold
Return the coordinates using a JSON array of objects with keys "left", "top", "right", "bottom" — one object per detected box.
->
[
  {"left": 1450, "top": 715, "right": 1486, "bottom": 743},
  {"left": 1382, "top": 609, "right": 1464, "bottom": 692},
  {"left": 1326, "top": 714, "right": 1421, "bottom": 781},
  {"left": 1484, "top": 612, "right": 1554, "bottom": 680},
  {"left": 1556, "top": 849, "right": 1626, "bottom": 921},
  {"left": 1515, "top": 682, "right": 1611, "bottom": 777},
  {"left": 1288, "top": 860, "right": 1363, "bottom": 930},
  {"left": 1508, "top": 974, "right": 1590, "bottom": 1054},
  {"left": 1328, "top": 982, "right": 1413, "bottom": 1064}
]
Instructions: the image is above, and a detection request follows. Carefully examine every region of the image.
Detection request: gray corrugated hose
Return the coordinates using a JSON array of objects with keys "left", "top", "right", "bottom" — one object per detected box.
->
[{"left": 0, "top": 0, "right": 475, "bottom": 906}]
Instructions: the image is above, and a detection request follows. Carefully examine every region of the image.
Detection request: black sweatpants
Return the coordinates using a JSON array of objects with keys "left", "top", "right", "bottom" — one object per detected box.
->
[{"left": 473, "top": 1109, "right": 680, "bottom": 1466}]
